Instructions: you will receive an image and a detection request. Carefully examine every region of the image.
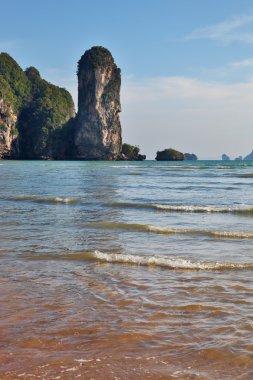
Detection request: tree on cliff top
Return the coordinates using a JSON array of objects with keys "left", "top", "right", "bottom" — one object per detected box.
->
[
  {"left": 18, "top": 67, "right": 75, "bottom": 158},
  {"left": 77, "top": 46, "right": 121, "bottom": 75},
  {"left": 0, "top": 53, "right": 31, "bottom": 112}
]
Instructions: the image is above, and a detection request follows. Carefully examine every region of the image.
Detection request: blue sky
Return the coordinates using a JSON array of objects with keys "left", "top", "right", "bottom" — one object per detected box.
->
[{"left": 1, "top": 0, "right": 253, "bottom": 158}]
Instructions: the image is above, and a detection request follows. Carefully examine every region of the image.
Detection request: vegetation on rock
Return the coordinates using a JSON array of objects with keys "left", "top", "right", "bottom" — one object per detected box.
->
[
  {"left": 0, "top": 53, "right": 31, "bottom": 112},
  {"left": 121, "top": 143, "right": 146, "bottom": 161},
  {"left": 0, "top": 53, "right": 75, "bottom": 159},
  {"left": 18, "top": 67, "right": 75, "bottom": 158},
  {"left": 77, "top": 46, "right": 119, "bottom": 74},
  {"left": 0, "top": 47, "right": 143, "bottom": 161},
  {"left": 156, "top": 148, "right": 184, "bottom": 161}
]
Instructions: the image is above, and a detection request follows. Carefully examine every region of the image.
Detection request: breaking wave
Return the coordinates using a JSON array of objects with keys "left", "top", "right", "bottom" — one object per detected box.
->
[
  {"left": 106, "top": 202, "right": 253, "bottom": 215},
  {"left": 92, "top": 251, "right": 253, "bottom": 270},
  {"left": 26, "top": 251, "right": 253, "bottom": 271},
  {"left": 90, "top": 221, "right": 253, "bottom": 239}
]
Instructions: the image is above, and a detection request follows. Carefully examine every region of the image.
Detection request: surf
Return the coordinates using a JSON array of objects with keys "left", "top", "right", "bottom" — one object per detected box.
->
[
  {"left": 106, "top": 201, "right": 253, "bottom": 215},
  {"left": 89, "top": 221, "right": 253, "bottom": 239}
]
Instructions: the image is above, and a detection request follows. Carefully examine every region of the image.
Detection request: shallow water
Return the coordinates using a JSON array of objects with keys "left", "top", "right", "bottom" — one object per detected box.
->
[{"left": 0, "top": 160, "right": 253, "bottom": 379}]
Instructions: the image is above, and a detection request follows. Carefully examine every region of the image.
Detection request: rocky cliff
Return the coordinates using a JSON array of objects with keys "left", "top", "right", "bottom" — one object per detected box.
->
[
  {"left": 0, "top": 53, "right": 75, "bottom": 159},
  {"left": 0, "top": 94, "right": 18, "bottom": 158},
  {"left": 75, "top": 46, "right": 122, "bottom": 160},
  {"left": 0, "top": 47, "right": 139, "bottom": 161}
]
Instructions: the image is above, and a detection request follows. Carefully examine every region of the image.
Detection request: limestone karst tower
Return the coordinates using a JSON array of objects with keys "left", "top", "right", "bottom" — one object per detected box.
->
[{"left": 75, "top": 46, "right": 122, "bottom": 159}]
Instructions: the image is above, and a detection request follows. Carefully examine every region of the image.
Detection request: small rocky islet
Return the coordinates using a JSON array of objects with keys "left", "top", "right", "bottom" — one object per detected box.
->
[{"left": 222, "top": 151, "right": 253, "bottom": 161}]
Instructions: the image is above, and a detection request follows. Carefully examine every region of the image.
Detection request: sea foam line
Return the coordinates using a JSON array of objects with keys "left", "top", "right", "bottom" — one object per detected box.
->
[
  {"left": 106, "top": 202, "right": 253, "bottom": 214},
  {"left": 93, "top": 251, "right": 253, "bottom": 270}
]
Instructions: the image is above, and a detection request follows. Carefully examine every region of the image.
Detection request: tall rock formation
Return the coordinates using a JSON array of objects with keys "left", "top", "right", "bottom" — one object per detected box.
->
[{"left": 75, "top": 46, "right": 122, "bottom": 160}]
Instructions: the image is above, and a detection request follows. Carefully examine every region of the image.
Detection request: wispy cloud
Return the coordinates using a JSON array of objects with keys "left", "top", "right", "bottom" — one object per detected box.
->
[
  {"left": 121, "top": 75, "right": 253, "bottom": 159},
  {"left": 232, "top": 58, "right": 253, "bottom": 67},
  {"left": 185, "top": 13, "right": 253, "bottom": 44}
]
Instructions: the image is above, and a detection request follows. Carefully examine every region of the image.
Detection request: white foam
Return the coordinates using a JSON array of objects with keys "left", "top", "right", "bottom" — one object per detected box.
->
[
  {"left": 211, "top": 231, "right": 253, "bottom": 238},
  {"left": 93, "top": 251, "right": 253, "bottom": 270},
  {"left": 54, "top": 197, "right": 75, "bottom": 203},
  {"left": 154, "top": 204, "right": 253, "bottom": 213}
]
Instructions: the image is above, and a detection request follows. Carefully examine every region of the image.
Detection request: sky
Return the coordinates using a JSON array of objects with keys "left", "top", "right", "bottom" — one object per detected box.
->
[{"left": 1, "top": 0, "right": 253, "bottom": 159}]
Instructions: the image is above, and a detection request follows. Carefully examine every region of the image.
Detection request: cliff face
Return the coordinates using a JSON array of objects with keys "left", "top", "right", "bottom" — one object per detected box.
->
[
  {"left": 75, "top": 46, "right": 122, "bottom": 159},
  {"left": 0, "top": 47, "right": 124, "bottom": 160},
  {"left": 0, "top": 95, "right": 18, "bottom": 158}
]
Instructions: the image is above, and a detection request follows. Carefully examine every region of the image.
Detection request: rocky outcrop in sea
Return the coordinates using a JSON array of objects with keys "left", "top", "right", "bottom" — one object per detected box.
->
[
  {"left": 75, "top": 46, "right": 122, "bottom": 160},
  {"left": 244, "top": 150, "right": 253, "bottom": 161}
]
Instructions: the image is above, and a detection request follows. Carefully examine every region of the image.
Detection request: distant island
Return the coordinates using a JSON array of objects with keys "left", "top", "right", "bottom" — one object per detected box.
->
[
  {"left": 156, "top": 148, "right": 197, "bottom": 161},
  {"left": 222, "top": 154, "right": 230, "bottom": 161},
  {"left": 244, "top": 150, "right": 253, "bottom": 161},
  {"left": 222, "top": 151, "right": 253, "bottom": 161}
]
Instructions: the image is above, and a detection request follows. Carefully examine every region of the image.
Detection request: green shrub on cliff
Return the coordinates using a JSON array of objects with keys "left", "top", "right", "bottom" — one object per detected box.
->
[
  {"left": 156, "top": 148, "right": 184, "bottom": 161},
  {"left": 122, "top": 143, "right": 140, "bottom": 158},
  {"left": 18, "top": 71, "right": 75, "bottom": 158},
  {"left": 0, "top": 76, "right": 16, "bottom": 108},
  {"left": 77, "top": 46, "right": 117, "bottom": 74},
  {"left": 121, "top": 143, "right": 146, "bottom": 161},
  {"left": 0, "top": 53, "right": 31, "bottom": 112}
]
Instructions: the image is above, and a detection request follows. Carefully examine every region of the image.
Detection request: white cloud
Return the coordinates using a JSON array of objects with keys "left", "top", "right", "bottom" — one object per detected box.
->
[
  {"left": 186, "top": 13, "right": 253, "bottom": 45},
  {"left": 121, "top": 75, "right": 253, "bottom": 159},
  {"left": 232, "top": 58, "right": 253, "bottom": 67}
]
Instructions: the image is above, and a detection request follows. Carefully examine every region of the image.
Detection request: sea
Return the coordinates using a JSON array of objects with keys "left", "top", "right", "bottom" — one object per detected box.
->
[{"left": 0, "top": 160, "right": 253, "bottom": 380}]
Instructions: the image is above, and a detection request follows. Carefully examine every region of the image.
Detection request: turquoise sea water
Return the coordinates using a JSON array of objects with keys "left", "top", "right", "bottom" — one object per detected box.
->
[{"left": 0, "top": 160, "right": 253, "bottom": 379}]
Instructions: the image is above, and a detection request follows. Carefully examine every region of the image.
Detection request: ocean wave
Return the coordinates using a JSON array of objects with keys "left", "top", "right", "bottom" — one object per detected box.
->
[
  {"left": 92, "top": 251, "right": 253, "bottom": 270},
  {"left": 90, "top": 221, "right": 253, "bottom": 239},
  {"left": 5, "top": 195, "right": 80, "bottom": 204},
  {"left": 106, "top": 201, "right": 253, "bottom": 214},
  {"left": 27, "top": 250, "right": 253, "bottom": 270},
  {"left": 154, "top": 204, "right": 253, "bottom": 214}
]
